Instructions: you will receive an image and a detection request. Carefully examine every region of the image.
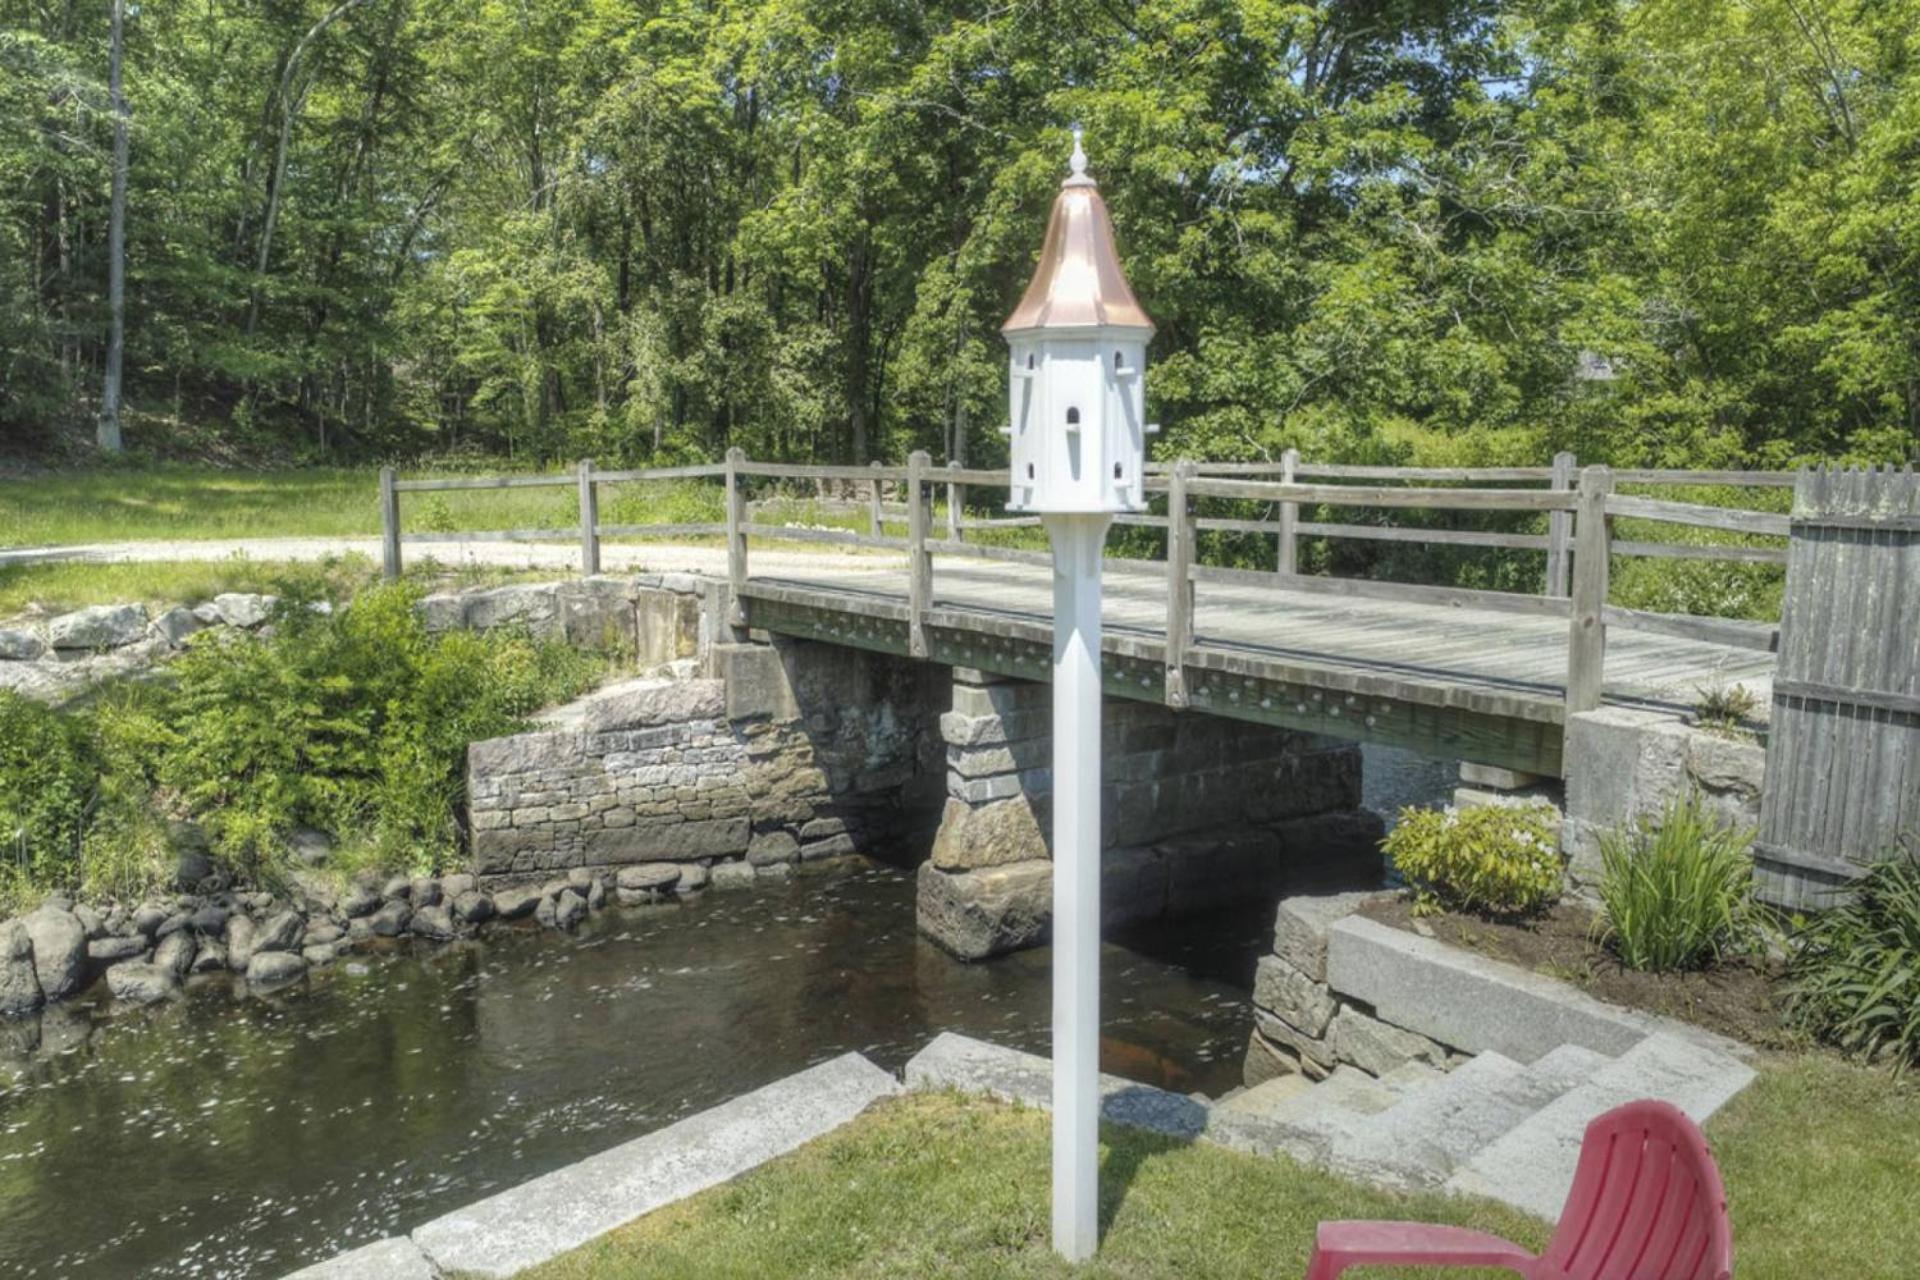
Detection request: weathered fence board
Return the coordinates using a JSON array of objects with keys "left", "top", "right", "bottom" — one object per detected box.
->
[{"left": 1756, "top": 466, "right": 1920, "bottom": 907}]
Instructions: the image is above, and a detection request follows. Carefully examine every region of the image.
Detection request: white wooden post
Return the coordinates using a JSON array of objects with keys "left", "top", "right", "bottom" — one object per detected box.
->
[{"left": 1043, "top": 510, "right": 1110, "bottom": 1264}]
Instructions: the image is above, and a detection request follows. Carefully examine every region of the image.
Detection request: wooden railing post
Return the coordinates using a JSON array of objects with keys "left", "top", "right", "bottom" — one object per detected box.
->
[
  {"left": 947, "top": 462, "right": 963, "bottom": 544},
  {"left": 1164, "top": 459, "right": 1197, "bottom": 708},
  {"left": 1276, "top": 447, "right": 1300, "bottom": 574},
  {"left": 379, "top": 466, "right": 402, "bottom": 581},
  {"left": 907, "top": 450, "right": 932, "bottom": 657},
  {"left": 1566, "top": 464, "right": 1612, "bottom": 715},
  {"left": 577, "top": 457, "right": 600, "bottom": 576},
  {"left": 724, "top": 447, "right": 748, "bottom": 627},
  {"left": 869, "top": 461, "right": 884, "bottom": 538},
  {"left": 1545, "top": 449, "right": 1576, "bottom": 597}
]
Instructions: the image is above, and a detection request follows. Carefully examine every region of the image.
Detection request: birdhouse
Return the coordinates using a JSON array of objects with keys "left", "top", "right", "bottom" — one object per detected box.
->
[{"left": 1003, "top": 132, "right": 1156, "bottom": 514}]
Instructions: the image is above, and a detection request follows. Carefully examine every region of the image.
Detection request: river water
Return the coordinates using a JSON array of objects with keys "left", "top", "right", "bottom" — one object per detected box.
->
[{"left": 0, "top": 865, "right": 1271, "bottom": 1279}]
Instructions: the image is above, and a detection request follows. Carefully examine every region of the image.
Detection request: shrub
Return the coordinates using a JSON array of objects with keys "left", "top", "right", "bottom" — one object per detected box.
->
[
  {"left": 0, "top": 692, "right": 96, "bottom": 895},
  {"left": 160, "top": 583, "right": 601, "bottom": 874},
  {"left": 1596, "top": 791, "right": 1764, "bottom": 971},
  {"left": 1384, "top": 802, "right": 1562, "bottom": 917},
  {"left": 1787, "top": 852, "right": 1920, "bottom": 1073}
]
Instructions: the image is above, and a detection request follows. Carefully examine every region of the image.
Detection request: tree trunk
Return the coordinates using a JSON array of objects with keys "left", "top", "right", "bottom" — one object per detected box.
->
[{"left": 98, "top": 0, "right": 128, "bottom": 452}]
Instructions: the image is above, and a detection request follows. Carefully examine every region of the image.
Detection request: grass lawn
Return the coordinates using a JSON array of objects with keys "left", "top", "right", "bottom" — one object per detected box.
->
[
  {"left": 0, "top": 554, "right": 565, "bottom": 618},
  {"left": 517, "top": 1053, "right": 1916, "bottom": 1280}
]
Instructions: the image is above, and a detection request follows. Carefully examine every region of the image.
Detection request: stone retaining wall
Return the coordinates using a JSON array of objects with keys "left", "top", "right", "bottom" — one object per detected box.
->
[
  {"left": 1560, "top": 707, "right": 1766, "bottom": 889},
  {"left": 917, "top": 666, "right": 1384, "bottom": 960},
  {"left": 465, "top": 639, "right": 947, "bottom": 886},
  {"left": 1245, "top": 892, "right": 1461, "bottom": 1085}
]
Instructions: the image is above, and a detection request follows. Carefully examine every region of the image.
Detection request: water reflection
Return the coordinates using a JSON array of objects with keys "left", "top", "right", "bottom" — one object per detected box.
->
[{"left": 0, "top": 865, "right": 1265, "bottom": 1279}]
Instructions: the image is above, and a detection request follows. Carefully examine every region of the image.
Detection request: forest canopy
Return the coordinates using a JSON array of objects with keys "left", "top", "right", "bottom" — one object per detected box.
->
[{"left": 2, "top": 0, "right": 1917, "bottom": 470}]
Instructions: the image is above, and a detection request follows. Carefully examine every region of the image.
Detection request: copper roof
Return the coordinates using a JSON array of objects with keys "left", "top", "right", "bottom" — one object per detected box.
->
[{"left": 1002, "top": 143, "right": 1154, "bottom": 335}]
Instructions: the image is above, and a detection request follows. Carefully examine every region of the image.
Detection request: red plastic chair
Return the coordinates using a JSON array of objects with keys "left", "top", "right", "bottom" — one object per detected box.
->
[{"left": 1303, "top": 1100, "right": 1733, "bottom": 1280}]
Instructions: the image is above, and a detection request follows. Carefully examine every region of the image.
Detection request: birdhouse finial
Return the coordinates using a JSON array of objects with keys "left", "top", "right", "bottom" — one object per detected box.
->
[{"left": 1067, "top": 127, "right": 1091, "bottom": 186}]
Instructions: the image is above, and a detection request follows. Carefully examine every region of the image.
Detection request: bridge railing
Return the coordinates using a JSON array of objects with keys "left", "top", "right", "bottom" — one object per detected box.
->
[{"left": 379, "top": 452, "right": 1789, "bottom": 717}]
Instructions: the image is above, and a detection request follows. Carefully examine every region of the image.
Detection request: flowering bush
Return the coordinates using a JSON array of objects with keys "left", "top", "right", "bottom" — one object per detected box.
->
[{"left": 1384, "top": 802, "right": 1564, "bottom": 917}]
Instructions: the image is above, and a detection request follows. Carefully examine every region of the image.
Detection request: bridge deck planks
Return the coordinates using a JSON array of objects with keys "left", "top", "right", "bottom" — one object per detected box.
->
[{"left": 738, "top": 554, "right": 1775, "bottom": 772}]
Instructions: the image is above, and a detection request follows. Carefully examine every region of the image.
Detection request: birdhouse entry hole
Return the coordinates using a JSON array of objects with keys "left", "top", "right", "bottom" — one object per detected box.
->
[
  {"left": 1065, "top": 407, "right": 1080, "bottom": 426},
  {"left": 1026, "top": 354, "right": 1036, "bottom": 369},
  {"left": 1113, "top": 351, "right": 1123, "bottom": 369},
  {"left": 1026, "top": 463, "right": 1035, "bottom": 480},
  {"left": 1113, "top": 463, "right": 1123, "bottom": 480}
]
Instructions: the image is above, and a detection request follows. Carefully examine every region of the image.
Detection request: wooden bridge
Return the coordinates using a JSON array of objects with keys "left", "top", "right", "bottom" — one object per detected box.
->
[{"left": 380, "top": 452, "right": 1789, "bottom": 779}]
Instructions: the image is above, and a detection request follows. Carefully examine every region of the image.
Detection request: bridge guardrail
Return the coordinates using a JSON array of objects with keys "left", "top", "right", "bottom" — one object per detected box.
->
[{"left": 378, "top": 452, "right": 1791, "bottom": 719}]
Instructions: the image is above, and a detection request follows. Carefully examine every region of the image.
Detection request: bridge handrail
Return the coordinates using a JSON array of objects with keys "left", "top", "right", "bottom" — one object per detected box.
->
[{"left": 377, "top": 451, "right": 1789, "bottom": 718}]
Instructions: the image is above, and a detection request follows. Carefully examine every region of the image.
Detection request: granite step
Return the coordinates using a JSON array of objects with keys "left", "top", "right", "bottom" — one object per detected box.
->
[
  {"left": 1325, "top": 1043, "right": 1612, "bottom": 1190},
  {"left": 1445, "top": 1032, "right": 1756, "bottom": 1219}
]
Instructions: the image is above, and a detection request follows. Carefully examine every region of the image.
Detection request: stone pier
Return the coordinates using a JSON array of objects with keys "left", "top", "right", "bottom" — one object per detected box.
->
[{"left": 917, "top": 667, "right": 1383, "bottom": 960}]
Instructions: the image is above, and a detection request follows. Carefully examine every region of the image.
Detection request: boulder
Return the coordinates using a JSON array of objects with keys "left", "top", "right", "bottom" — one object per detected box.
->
[
  {"left": 341, "top": 883, "right": 382, "bottom": 918},
  {"left": 150, "top": 607, "right": 206, "bottom": 647},
  {"left": 585, "top": 877, "right": 607, "bottom": 911},
  {"left": 226, "top": 914, "right": 257, "bottom": 970},
  {"left": 107, "top": 962, "right": 178, "bottom": 1006},
  {"left": 451, "top": 891, "right": 495, "bottom": 926},
  {"left": 0, "top": 629, "right": 45, "bottom": 661},
  {"left": 302, "top": 943, "right": 341, "bottom": 967},
  {"left": 380, "top": 876, "right": 412, "bottom": 902},
  {"left": 552, "top": 889, "right": 588, "bottom": 930},
  {"left": 565, "top": 868, "right": 595, "bottom": 892},
  {"left": 152, "top": 930, "right": 197, "bottom": 978},
  {"left": 246, "top": 951, "right": 308, "bottom": 988},
  {"left": 174, "top": 848, "right": 215, "bottom": 892},
  {"left": 492, "top": 886, "right": 542, "bottom": 921},
  {"left": 368, "top": 901, "right": 412, "bottom": 937},
  {"left": 131, "top": 903, "right": 170, "bottom": 936},
  {"left": 710, "top": 861, "right": 756, "bottom": 891},
  {"left": 409, "top": 878, "right": 442, "bottom": 908},
  {"left": 914, "top": 860, "right": 1052, "bottom": 962},
  {"left": 409, "top": 904, "right": 456, "bottom": 941},
  {"left": 0, "top": 921, "right": 44, "bottom": 1015},
  {"left": 676, "top": 862, "right": 711, "bottom": 892},
  {"left": 303, "top": 923, "right": 345, "bottom": 947},
  {"left": 71, "top": 903, "right": 106, "bottom": 939},
  {"left": 534, "top": 895, "right": 558, "bottom": 929},
  {"left": 440, "top": 873, "right": 477, "bottom": 900},
  {"left": 256, "top": 910, "right": 305, "bottom": 954},
  {"left": 746, "top": 830, "right": 800, "bottom": 868},
  {"left": 191, "top": 941, "right": 227, "bottom": 974},
  {"left": 47, "top": 603, "right": 149, "bottom": 650},
  {"left": 615, "top": 865, "right": 680, "bottom": 893},
  {"left": 87, "top": 935, "right": 148, "bottom": 965},
  {"left": 23, "top": 905, "right": 87, "bottom": 1000},
  {"left": 154, "top": 910, "right": 193, "bottom": 939},
  {"left": 211, "top": 593, "right": 277, "bottom": 628},
  {"left": 187, "top": 905, "right": 230, "bottom": 936},
  {"left": 288, "top": 828, "right": 333, "bottom": 868}
]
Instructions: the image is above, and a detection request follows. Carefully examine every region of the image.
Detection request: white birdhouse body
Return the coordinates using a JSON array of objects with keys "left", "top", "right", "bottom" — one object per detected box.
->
[
  {"left": 1006, "top": 329, "right": 1150, "bottom": 513},
  {"left": 1003, "top": 136, "right": 1154, "bottom": 515}
]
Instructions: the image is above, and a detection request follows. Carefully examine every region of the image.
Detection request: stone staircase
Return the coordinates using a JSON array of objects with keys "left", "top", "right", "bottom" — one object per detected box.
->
[{"left": 907, "top": 1025, "right": 1753, "bottom": 1222}]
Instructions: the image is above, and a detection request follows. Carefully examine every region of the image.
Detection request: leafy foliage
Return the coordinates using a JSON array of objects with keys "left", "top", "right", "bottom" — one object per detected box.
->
[
  {"left": 5, "top": 0, "right": 1918, "bottom": 468},
  {"left": 0, "top": 585, "right": 601, "bottom": 902},
  {"left": 0, "top": 692, "right": 96, "bottom": 889},
  {"left": 1384, "top": 802, "right": 1563, "bottom": 918},
  {"left": 1788, "top": 853, "right": 1920, "bottom": 1073},
  {"left": 1596, "top": 792, "right": 1764, "bottom": 972}
]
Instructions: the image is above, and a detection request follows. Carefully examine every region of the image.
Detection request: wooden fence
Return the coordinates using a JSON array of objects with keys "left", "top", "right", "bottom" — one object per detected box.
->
[
  {"left": 1756, "top": 466, "right": 1920, "bottom": 907},
  {"left": 379, "top": 450, "right": 1789, "bottom": 723}
]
